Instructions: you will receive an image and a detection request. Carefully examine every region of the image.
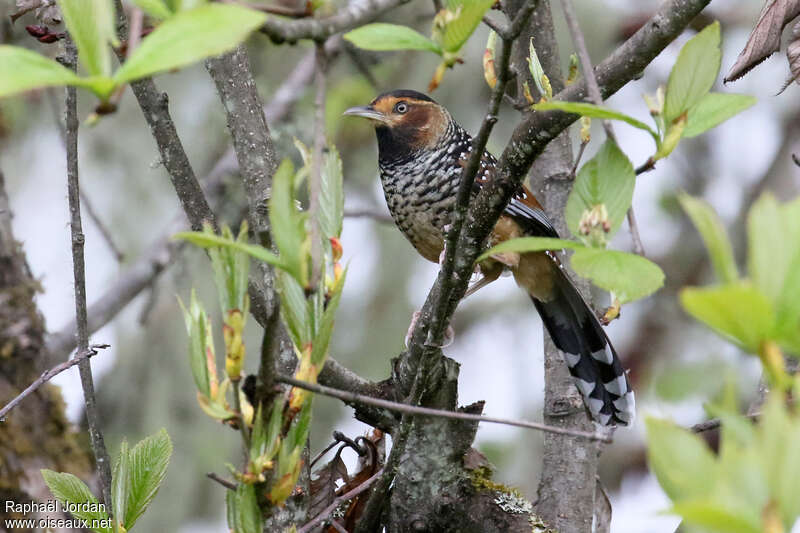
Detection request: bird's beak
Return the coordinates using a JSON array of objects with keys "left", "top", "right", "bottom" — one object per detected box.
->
[{"left": 343, "top": 105, "right": 389, "bottom": 124}]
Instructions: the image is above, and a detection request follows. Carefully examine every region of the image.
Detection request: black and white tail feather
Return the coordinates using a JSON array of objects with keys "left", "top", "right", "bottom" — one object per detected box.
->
[{"left": 532, "top": 266, "right": 635, "bottom": 426}]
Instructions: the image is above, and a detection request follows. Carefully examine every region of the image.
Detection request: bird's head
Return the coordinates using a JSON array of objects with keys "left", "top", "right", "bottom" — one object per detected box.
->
[{"left": 344, "top": 89, "right": 452, "bottom": 160}]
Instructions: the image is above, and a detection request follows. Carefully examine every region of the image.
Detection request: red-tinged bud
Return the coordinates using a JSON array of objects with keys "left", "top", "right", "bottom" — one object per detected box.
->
[
  {"left": 25, "top": 25, "right": 48, "bottom": 38},
  {"left": 329, "top": 237, "right": 343, "bottom": 262}
]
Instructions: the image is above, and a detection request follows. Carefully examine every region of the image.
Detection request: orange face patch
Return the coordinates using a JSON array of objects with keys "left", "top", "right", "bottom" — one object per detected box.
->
[{"left": 368, "top": 95, "right": 450, "bottom": 149}]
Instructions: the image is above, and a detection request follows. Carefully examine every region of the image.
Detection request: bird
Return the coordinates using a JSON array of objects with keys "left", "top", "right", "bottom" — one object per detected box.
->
[{"left": 344, "top": 89, "right": 634, "bottom": 426}]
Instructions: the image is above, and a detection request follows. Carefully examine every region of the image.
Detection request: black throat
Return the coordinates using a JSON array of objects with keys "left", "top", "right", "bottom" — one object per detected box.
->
[{"left": 375, "top": 125, "right": 419, "bottom": 166}]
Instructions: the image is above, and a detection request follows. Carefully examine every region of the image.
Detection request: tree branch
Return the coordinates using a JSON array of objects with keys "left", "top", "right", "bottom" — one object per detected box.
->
[
  {"left": 278, "top": 375, "right": 611, "bottom": 441},
  {"left": 0, "top": 345, "right": 106, "bottom": 421},
  {"left": 63, "top": 37, "right": 113, "bottom": 512},
  {"left": 260, "top": 0, "right": 411, "bottom": 42}
]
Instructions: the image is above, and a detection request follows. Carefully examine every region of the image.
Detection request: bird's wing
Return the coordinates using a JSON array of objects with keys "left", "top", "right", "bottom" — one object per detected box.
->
[{"left": 468, "top": 149, "right": 560, "bottom": 239}]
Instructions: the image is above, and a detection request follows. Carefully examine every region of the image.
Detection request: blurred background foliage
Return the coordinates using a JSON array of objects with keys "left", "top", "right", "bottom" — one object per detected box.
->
[{"left": 1, "top": 0, "right": 798, "bottom": 531}]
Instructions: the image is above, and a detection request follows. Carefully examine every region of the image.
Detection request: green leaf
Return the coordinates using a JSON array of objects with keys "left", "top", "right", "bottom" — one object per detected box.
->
[
  {"left": 526, "top": 39, "right": 551, "bottom": 100},
  {"left": 112, "top": 439, "right": 130, "bottom": 530},
  {"left": 226, "top": 484, "right": 262, "bottom": 533},
  {"left": 58, "top": 0, "right": 117, "bottom": 78},
  {"left": 344, "top": 23, "right": 442, "bottom": 54},
  {"left": 683, "top": 92, "right": 756, "bottom": 138},
  {"left": 533, "top": 100, "right": 659, "bottom": 143},
  {"left": 645, "top": 418, "right": 717, "bottom": 501},
  {"left": 663, "top": 21, "right": 721, "bottom": 124},
  {"left": 114, "top": 4, "right": 267, "bottom": 85},
  {"left": 311, "top": 268, "right": 346, "bottom": 365},
  {"left": 0, "top": 46, "right": 88, "bottom": 98},
  {"left": 318, "top": 145, "right": 344, "bottom": 241},
  {"left": 131, "top": 0, "right": 173, "bottom": 19},
  {"left": 565, "top": 140, "right": 636, "bottom": 242},
  {"left": 571, "top": 248, "right": 664, "bottom": 304},
  {"left": 680, "top": 283, "right": 774, "bottom": 353},
  {"left": 207, "top": 223, "right": 251, "bottom": 312},
  {"left": 276, "top": 269, "right": 310, "bottom": 347},
  {"left": 177, "top": 290, "right": 212, "bottom": 397},
  {"left": 669, "top": 501, "right": 761, "bottom": 533},
  {"left": 748, "top": 194, "right": 800, "bottom": 354},
  {"left": 440, "top": 0, "right": 495, "bottom": 53},
  {"left": 124, "top": 429, "right": 172, "bottom": 529},
  {"left": 174, "top": 231, "right": 284, "bottom": 270},
  {"left": 269, "top": 159, "right": 307, "bottom": 284},
  {"left": 678, "top": 193, "right": 738, "bottom": 283},
  {"left": 40, "top": 470, "right": 111, "bottom": 532},
  {"left": 477, "top": 237, "right": 583, "bottom": 263}
]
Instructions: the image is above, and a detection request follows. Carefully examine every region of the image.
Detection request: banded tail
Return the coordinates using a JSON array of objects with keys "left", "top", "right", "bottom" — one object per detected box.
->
[{"left": 514, "top": 253, "right": 635, "bottom": 426}]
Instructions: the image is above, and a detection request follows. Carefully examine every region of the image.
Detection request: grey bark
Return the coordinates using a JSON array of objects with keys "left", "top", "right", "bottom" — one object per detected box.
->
[{"left": 506, "top": 2, "right": 598, "bottom": 531}]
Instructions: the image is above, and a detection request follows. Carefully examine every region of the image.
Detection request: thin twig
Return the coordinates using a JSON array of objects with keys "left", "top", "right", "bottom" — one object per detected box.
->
[
  {"left": 561, "top": 0, "right": 615, "bottom": 143},
  {"left": 570, "top": 139, "right": 589, "bottom": 178},
  {"left": 45, "top": 87, "right": 125, "bottom": 261},
  {"left": 297, "top": 467, "right": 385, "bottom": 533},
  {"left": 343, "top": 207, "right": 394, "bottom": 224},
  {"left": 79, "top": 190, "right": 125, "bottom": 261},
  {"left": 562, "top": 0, "right": 646, "bottom": 256},
  {"left": 0, "top": 345, "right": 108, "bottom": 421},
  {"left": 691, "top": 411, "right": 762, "bottom": 433},
  {"left": 63, "top": 37, "right": 113, "bottom": 512},
  {"left": 260, "top": 0, "right": 410, "bottom": 42},
  {"left": 206, "top": 472, "right": 237, "bottom": 491},
  {"left": 309, "top": 42, "right": 328, "bottom": 290},
  {"left": 221, "top": 0, "right": 311, "bottom": 16},
  {"left": 310, "top": 438, "right": 342, "bottom": 468},
  {"left": 277, "top": 375, "right": 610, "bottom": 442}
]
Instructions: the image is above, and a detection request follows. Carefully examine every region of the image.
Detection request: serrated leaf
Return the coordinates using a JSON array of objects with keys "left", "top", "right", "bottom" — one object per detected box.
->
[
  {"left": 207, "top": 223, "right": 251, "bottom": 312},
  {"left": 318, "top": 145, "right": 344, "bottom": 240},
  {"left": 664, "top": 21, "right": 721, "bottom": 124},
  {"left": 112, "top": 439, "right": 130, "bottom": 530},
  {"left": 678, "top": 193, "right": 738, "bottom": 283},
  {"left": 0, "top": 46, "right": 88, "bottom": 98},
  {"left": 227, "top": 483, "right": 262, "bottom": 533},
  {"left": 440, "top": 0, "right": 495, "bottom": 53},
  {"left": 565, "top": 140, "right": 636, "bottom": 241},
  {"left": 311, "top": 268, "right": 346, "bottom": 365},
  {"left": 683, "top": 92, "right": 757, "bottom": 138},
  {"left": 276, "top": 269, "right": 310, "bottom": 347},
  {"left": 174, "top": 231, "right": 283, "bottom": 269},
  {"left": 477, "top": 237, "right": 583, "bottom": 262},
  {"left": 114, "top": 4, "right": 267, "bottom": 85},
  {"left": 58, "top": 0, "right": 117, "bottom": 78},
  {"left": 131, "top": 0, "right": 173, "bottom": 19},
  {"left": 177, "top": 290, "right": 212, "bottom": 397},
  {"left": 533, "top": 100, "right": 659, "bottom": 144},
  {"left": 269, "top": 159, "right": 307, "bottom": 284},
  {"left": 645, "top": 418, "right": 717, "bottom": 501},
  {"left": 124, "top": 429, "right": 172, "bottom": 528},
  {"left": 570, "top": 248, "right": 664, "bottom": 304},
  {"left": 344, "top": 23, "right": 442, "bottom": 54},
  {"left": 40, "top": 470, "right": 111, "bottom": 532},
  {"left": 680, "top": 283, "right": 774, "bottom": 353}
]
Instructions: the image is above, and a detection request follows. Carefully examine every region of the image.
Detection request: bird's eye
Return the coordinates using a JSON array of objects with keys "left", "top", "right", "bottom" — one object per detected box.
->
[{"left": 394, "top": 102, "right": 408, "bottom": 114}]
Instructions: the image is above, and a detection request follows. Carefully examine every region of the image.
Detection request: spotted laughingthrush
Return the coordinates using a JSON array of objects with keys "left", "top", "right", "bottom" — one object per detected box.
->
[{"left": 344, "top": 89, "right": 634, "bottom": 426}]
